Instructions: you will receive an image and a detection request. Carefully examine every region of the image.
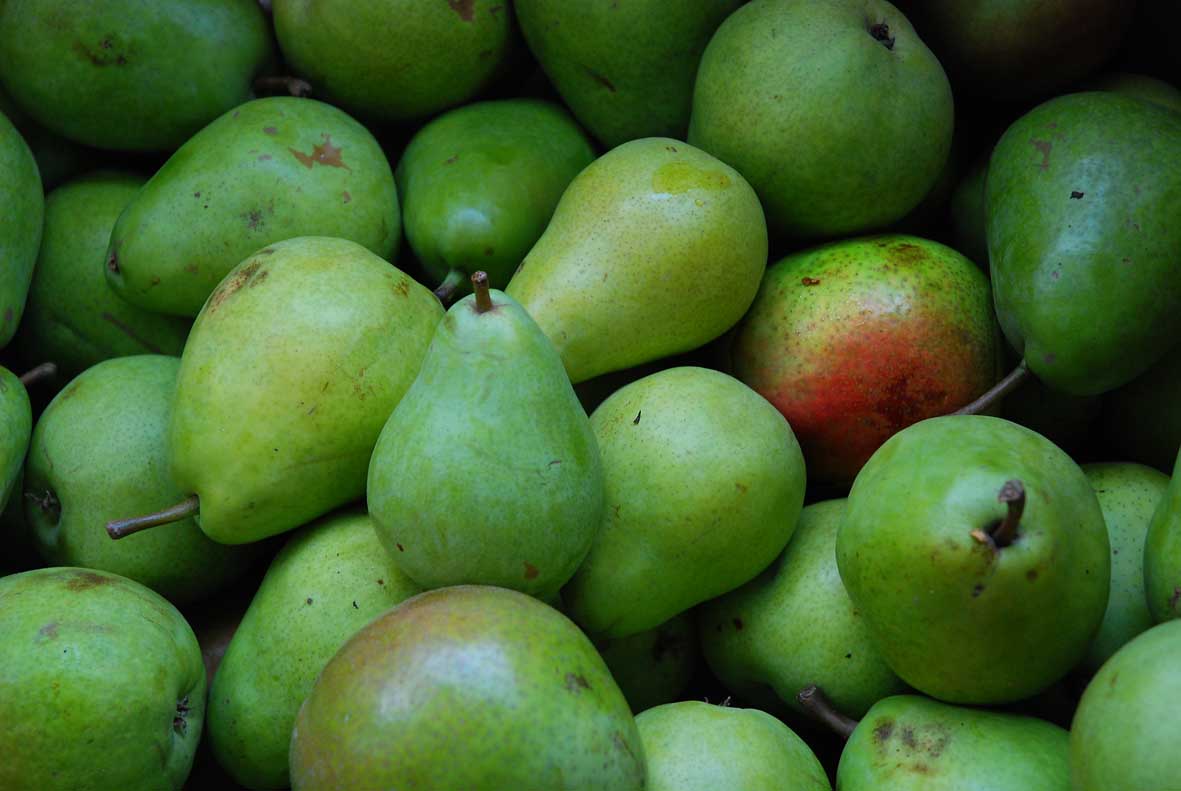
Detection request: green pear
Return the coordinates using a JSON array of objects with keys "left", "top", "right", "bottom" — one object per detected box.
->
[
  {"left": 987, "top": 91, "right": 1181, "bottom": 395},
  {"left": 563, "top": 366, "right": 806, "bottom": 638},
  {"left": 1102, "top": 344, "right": 1181, "bottom": 472},
  {"left": 999, "top": 369, "right": 1102, "bottom": 457},
  {"left": 506, "top": 137, "right": 767, "bottom": 383},
  {"left": 1071, "top": 620, "right": 1181, "bottom": 789},
  {"left": 688, "top": 0, "right": 954, "bottom": 239},
  {"left": 596, "top": 612, "right": 698, "bottom": 714},
  {"left": 1081, "top": 462, "right": 1169, "bottom": 670},
  {"left": 0, "top": 567, "right": 205, "bottom": 790},
  {"left": 837, "top": 415, "right": 1110, "bottom": 704},
  {"left": 208, "top": 509, "right": 421, "bottom": 789},
  {"left": 636, "top": 701, "right": 830, "bottom": 791},
  {"left": 832, "top": 694, "right": 1070, "bottom": 788},
  {"left": 23, "top": 355, "right": 258, "bottom": 604},
  {"left": 12, "top": 172, "right": 189, "bottom": 379},
  {"left": 396, "top": 98, "right": 595, "bottom": 299},
  {"left": 0, "top": 109, "right": 43, "bottom": 349},
  {"left": 0, "top": 0, "right": 271, "bottom": 151},
  {"left": 1088, "top": 72, "right": 1181, "bottom": 113},
  {"left": 272, "top": 0, "right": 514, "bottom": 123},
  {"left": 700, "top": 499, "right": 907, "bottom": 720},
  {"left": 514, "top": 0, "right": 742, "bottom": 147},
  {"left": 289, "top": 585, "right": 646, "bottom": 790},
  {"left": 0, "top": 82, "right": 93, "bottom": 191},
  {"left": 0, "top": 365, "right": 32, "bottom": 516},
  {"left": 110, "top": 237, "right": 442, "bottom": 546},
  {"left": 106, "top": 97, "right": 400, "bottom": 317},
  {"left": 1144, "top": 447, "right": 1181, "bottom": 622},
  {"left": 367, "top": 275, "right": 604, "bottom": 600}
]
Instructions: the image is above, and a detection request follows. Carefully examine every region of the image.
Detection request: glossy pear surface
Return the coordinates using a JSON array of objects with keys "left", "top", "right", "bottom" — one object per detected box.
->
[{"left": 0, "top": 109, "right": 42, "bottom": 348}]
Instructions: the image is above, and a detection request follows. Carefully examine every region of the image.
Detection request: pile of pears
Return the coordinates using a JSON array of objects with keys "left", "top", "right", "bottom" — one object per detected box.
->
[{"left": 4, "top": 1, "right": 1181, "bottom": 789}]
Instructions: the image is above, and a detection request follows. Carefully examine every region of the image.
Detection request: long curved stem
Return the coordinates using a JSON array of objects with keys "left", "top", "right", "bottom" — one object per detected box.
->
[
  {"left": 19, "top": 362, "right": 57, "bottom": 388},
  {"left": 107, "top": 495, "right": 200, "bottom": 540},
  {"left": 434, "top": 269, "right": 466, "bottom": 305},
  {"left": 796, "top": 685, "right": 858, "bottom": 741},
  {"left": 954, "top": 360, "right": 1031, "bottom": 416}
]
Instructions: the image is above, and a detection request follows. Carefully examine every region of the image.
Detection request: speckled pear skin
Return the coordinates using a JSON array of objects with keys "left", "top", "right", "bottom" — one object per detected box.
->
[
  {"left": 514, "top": 0, "right": 743, "bottom": 147},
  {"left": 169, "top": 236, "right": 443, "bottom": 545},
  {"left": 1080, "top": 463, "right": 1168, "bottom": 670},
  {"left": 563, "top": 367, "right": 806, "bottom": 639},
  {"left": 0, "top": 567, "right": 206, "bottom": 791},
  {"left": 505, "top": 137, "right": 767, "bottom": 384},
  {"left": 0, "top": 0, "right": 271, "bottom": 151},
  {"left": 208, "top": 509, "right": 421, "bottom": 790},
  {"left": 1145, "top": 448, "right": 1181, "bottom": 622},
  {"left": 367, "top": 287, "right": 604, "bottom": 601},
  {"left": 106, "top": 97, "right": 400, "bottom": 317},
  {"left": 23, "top": 356, "right": 257, "bottom": 605},
  {"left": 637, "top": 702, "right": 830, "bottom": 791},
  {"left": 837, "top": 415, "right": 1110, "bottom": 704},
  {"left": 0, "top": 109, "right": 43, "bottom": 348},
  {"left": 289, "top": 585, "right": 647, "bottom": 791},
  {"left": 1070, "top": 620, "right": 1181, "bottom": 789},
  {"left": 700, "top": 499, "right": 907, "bottom": 720},
  {"left": 987, "top": 91, "right": 1181, "bottom": 396},
  {"left": 13, "top": 173, "right": 189, "bottom": 379},
  {"left": 0, "top": 366, "right": 32, "bottom": 515},
  {"left": 837, "top": 695, "right": 1070, "bottom": 789}
]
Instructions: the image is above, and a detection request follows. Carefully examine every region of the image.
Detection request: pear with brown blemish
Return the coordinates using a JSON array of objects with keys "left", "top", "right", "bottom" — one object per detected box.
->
[
  {"left": 367, "top": 273, "right": 604, "bottom": 602},
  {"left": 105, "top": 97, "right": 400, "bottom": 317},
  {"left": 106, "top": 237, "right": 442, "bottom": 546}
]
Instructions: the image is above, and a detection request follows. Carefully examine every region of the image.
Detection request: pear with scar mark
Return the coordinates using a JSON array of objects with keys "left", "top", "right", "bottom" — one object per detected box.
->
[{"left": 367, "top": 272, "right": 604, "bottom": 601}]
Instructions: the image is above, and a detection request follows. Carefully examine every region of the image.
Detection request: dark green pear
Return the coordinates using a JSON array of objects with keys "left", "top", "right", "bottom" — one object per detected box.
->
[
  {"left": 367, "top": 275, "right": 604, "bottom": 601},
  {"left": 1087, "top": 72, "right": 1181, "bottom": 113},
  {"left": 0, "top": 109, "right": 43, "bottom": 348},
  {"left": 700, "top": 499, "right": 907, "bottom": 720},
  {"left": 106, "top": 97, "right": 400, "bottom": 317},
  {"left": 1102, "top": 344, "right": 1181, "bottom": 472},
  {"left": 837, "top": 415, "right": 1110, "bottom": 704},
  {"left": 208, "top": 509, "right": 421, "bottom": 790},
  {"left": 1081, "top": 463, "right": 1168, "bottom": 670},
  {"left": 289, "top": 585, "right": 646, "bottom": 790},
  {"left": 0, "top": 567, "right": 205, "bottom": 791},
  {"left": 0, "top": 0, "right": 272, "bottom": 151},
  {"left": 987, "top": 91, "right": 1181, "bottom": 395},
  {"left": 596, "top": 612, "right": 698, "bottom": 714},
  {"left": 0, "top": 366, "right": 32, "bottom": 516},
  {"left": 0, "top": 83, "right": 93, "bottom": 191},
  {"left": 1144, "top": 447, "right": 1181, "bottom": 622},
  {"left": 12, "top": 172, "right": 189, "bottom": 379},
  {"left": 515, "top": 0, "right": 742, "bottom": 147},
  {"left": 1071, "top": 620, "right": 1181, "bottom": 789},
  {"left": 947, "top": 151, "right": 989, "bottom": 267},
  {"left": 396, "top": 98, "right": 595, "bottom": 300}
]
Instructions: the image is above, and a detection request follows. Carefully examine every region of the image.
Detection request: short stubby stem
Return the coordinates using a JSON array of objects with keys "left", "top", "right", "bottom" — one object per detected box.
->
[
  {"left": 971, "top": 479, "right": 1026, "bottom": 550},
  {"left": 472, "top": 271, "right": 493, "bottom": 313}
]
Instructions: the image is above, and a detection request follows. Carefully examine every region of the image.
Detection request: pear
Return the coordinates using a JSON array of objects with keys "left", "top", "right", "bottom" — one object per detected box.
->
[
  {"left": 1081, "top": 463, "right": 1169, "bottom": 670},
  {"left": 0, "top": 567, "right": 205, "bottom": 790},
  {"left": 0, "top": 0, "right": 271, "bottom": 151},
  {"left": 636, "top": 701, "right": 830, "bottom": 791},
  {"left": 563, "top": 366, "right": 806, "bottom": 639},
  {"left": 505, "top": 137, "right": 767, "bottom": 384},
  {"left": 107, "top": 237, "right": 443, "bottom": 546},
  {"left": 987, "top": 91, "right": 1181, "bottom": 396},
  {"left": 700, "top": 499, "right": 907, "bottom": 720},
  {"left": 207, "top": 509, "right": 421, "bottom": 789},
  {"left": 1102, "top": 344, "right": 1181, "bottom": 472},
  {"left": 1144, "top": 447, "right": 1181, "bottom": 622},
  {"left": 837, "top": 415, "right": 1110, "bottom": 703},
  {"left": 0, "top": 108, "right": 43, "bottom": 349},
  {"left": 23, "top": 355, "right": 259, "bottom": 605},
  {"left": 106, "top": 97, "right": 400, "bottom": 317},
  {"left": 596, "top": 612, "right": 698, "bottom": 714},
  {"left": 396, "top": 98, "right": 595, "bottom": 300},
  {"left": 289, "top": 585, "right": 646, "bottom": 790},
  {"left": 367, "top": 273, "right": 604, "bottom": 601},
  {"left": 0, "top": 366, "right": 31, "bottom": 517},
  {"left": 0, "top": 83, "right": 94, "bottom": 191},
  {"left": 1070, "top": 620, "right": 1181, "bottom": 789}
]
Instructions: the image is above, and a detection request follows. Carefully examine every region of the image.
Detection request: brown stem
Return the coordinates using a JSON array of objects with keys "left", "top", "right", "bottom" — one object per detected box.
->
[
  {"left": 258, "top": 0, "right": 272, "bottom": 13},
  {"left": 472, "top": 271, "right": 493, "bottom": 313},
  {"left": 253, "top": 75, "right": 312, "bottom": 98},
  {"left": 796, "top": 685, "right": 858, "bottom": 741},
  {"left": 953, "top": 360, "right": 1031, "bottom": 416},
  {"left": 434, "top": 269, "right": 466, "bottom": 306},
  {"left": 991, "top": 479, "right": 1025, "bottom": 548},
  {"left": 19, "top": 362, "right": 57, "bottom": 388},
  {"left": 107, "top": 495, "right": 200, "bottom": 540}
]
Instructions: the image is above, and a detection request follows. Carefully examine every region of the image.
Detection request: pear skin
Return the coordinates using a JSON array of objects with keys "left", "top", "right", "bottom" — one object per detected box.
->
[
  {"left": 1144, "top": 447, "right": 1181, "bottom": 622},
  {"left": 0, "top": 109, "right": 43, "bottom": 348},
  {"left": 0, "top": 366, "right": 31, "bottom": 515}
]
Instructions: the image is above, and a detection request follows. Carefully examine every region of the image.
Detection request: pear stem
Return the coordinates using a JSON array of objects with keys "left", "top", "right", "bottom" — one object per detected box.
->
[
  {"left": 253, "top": 75, "right": 312, "bottom": 98},
  {"left": 258, "top": 0, "right": 272, "bottom": 12},
  {"left": 953, "top": 360, "right": 1031, "bottom": 416},
  {"left": 991, "top": 479, "right": 1025, "bottom": 548},
  {"left": 19, "top": 362, "right": 57, "bottom": 388},
  {"left": 434, "top": 269, "right": 466, "bottom": 306},
  {"left": 797, "top": 685, "right": 858, "bottom": 741},
  {"left": 107, "top": 495, "right": 200, "bottom": 540},
  {"left": 472, "top": 271, "right": 493, "bottom": 313}
]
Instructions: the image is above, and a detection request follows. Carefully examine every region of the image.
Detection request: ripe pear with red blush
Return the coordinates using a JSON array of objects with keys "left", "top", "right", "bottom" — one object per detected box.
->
[{"left": 730, "top": 234, "right": 1001, "bottom": 487}]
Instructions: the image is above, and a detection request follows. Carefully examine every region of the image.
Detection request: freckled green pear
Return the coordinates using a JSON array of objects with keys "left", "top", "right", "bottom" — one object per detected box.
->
[
  {"left": 0, "top": 109, "right": 43, "bottom": 348},
  {"left": 106, "top": 97, "right": 400, "bottom": 317},
  {"left": 208, "top": 509, "right": 421, "bottom": 790},
  {"left": 1144, "top": 448, "right": 1181, "bottom": 622},
  {"left": 12, "top": 173, "right": 189, "bottom": 379},
  {"left": 0, "top": 366, "right": 32, "bottom": 517},
  {"left": 505, "top": 137, "right": 767, "bottom": 384}
]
